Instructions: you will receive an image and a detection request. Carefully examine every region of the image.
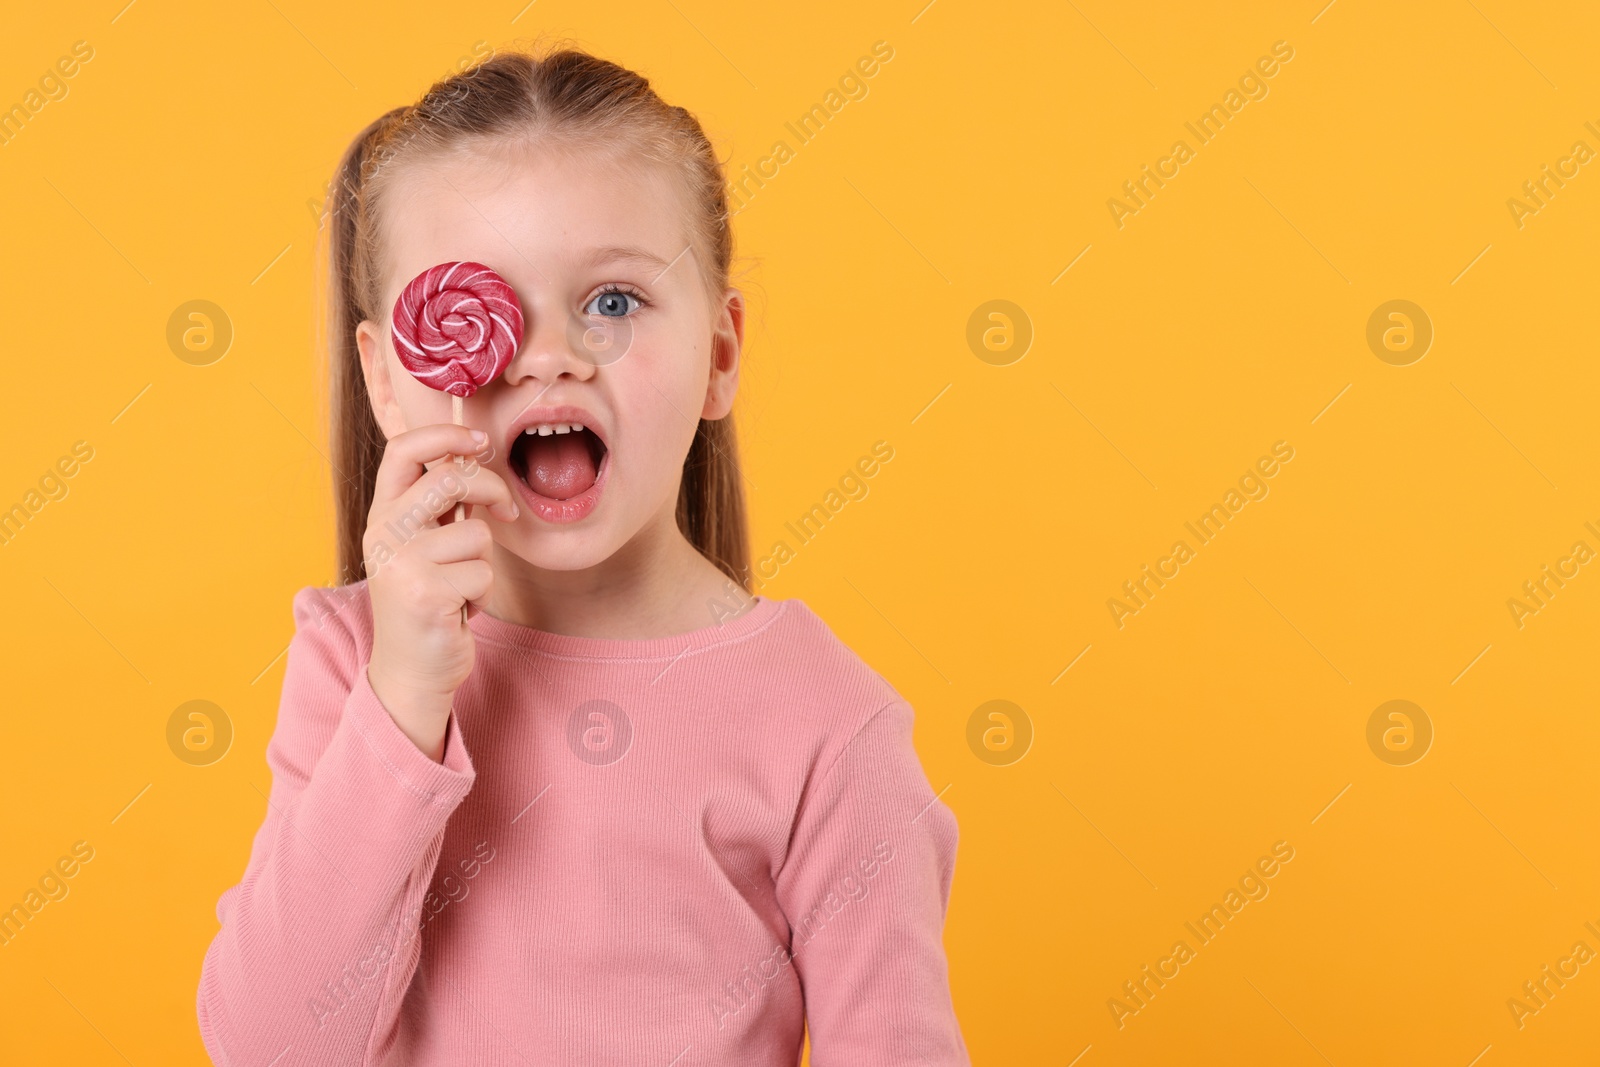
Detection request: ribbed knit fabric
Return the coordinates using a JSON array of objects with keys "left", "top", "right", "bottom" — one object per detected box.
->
[{"left": 197, "top": 582, "right": 968, "bottom": 1066}]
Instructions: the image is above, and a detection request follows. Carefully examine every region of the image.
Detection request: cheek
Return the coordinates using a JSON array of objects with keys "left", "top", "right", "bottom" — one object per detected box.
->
[
  {"left": 388, "top": 355, "right": 456, "bottom": 427},
  {"left": 678, "top": 332, "right": 719, "bottom": 418},
  {"left": 627, "top": 336, "right": 709, "bottom": 448},
  {"left": 613, "top": 386, "right": 698, "bottom": 496},
  {"left": 632, "top": 402, "right": 698, "bottom": 481}
]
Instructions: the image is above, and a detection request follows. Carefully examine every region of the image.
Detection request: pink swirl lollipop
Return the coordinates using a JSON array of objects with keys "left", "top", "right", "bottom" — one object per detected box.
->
[
  {"left": 391, "top": 261, "right": 524, "bottom": 398},
  {"left": 390, "top": 262, "right": 524, "bottom": 621}
]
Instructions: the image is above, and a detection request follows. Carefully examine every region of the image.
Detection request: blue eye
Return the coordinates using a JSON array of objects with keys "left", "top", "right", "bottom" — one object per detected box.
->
[{"left": 585, "top": 287, "right": 644, "bottom": 317}]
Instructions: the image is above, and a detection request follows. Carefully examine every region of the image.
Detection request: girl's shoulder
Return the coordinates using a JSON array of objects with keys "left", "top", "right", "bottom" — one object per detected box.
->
[
  {"left": 255, "top": 581, "right": 377, "bottom": 792},
  {"left": 289, "top": 579, "right": 375, "bottom": 651},
  {"left": 742, "top": 595, "right": 918, "bottom": 756},
  {"left": 755, "top": 596, "right": 895, "bottom": 690},
  {"left": 274, "top": 581, "right": 378, "bottom": 716}
]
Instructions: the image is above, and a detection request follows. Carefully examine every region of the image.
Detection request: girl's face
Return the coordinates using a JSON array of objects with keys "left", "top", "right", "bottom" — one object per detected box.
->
[{"left": 355, "top": 143, "right": 743, "bottom": 574}]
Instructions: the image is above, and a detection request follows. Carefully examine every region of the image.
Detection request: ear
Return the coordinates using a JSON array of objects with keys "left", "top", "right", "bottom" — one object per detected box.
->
[
  {"left": 700, "top": 288, "right": 745, "bottom": 420},
  {"left": 356, "top": 318, "right": 407, "bottom": 440}
]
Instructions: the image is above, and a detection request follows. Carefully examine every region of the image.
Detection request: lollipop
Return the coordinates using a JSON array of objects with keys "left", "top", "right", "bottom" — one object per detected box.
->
[
  {"left": 391, "top": 261, "right": 525, "bottom": 618},
  {"left": 391, "top": 261, "right": 523, "bottom": 399}
]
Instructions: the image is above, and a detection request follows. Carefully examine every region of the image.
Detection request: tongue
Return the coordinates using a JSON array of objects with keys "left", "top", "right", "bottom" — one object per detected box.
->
[{"left": 525, "top": 433, "right": 598, "bottom": 500}]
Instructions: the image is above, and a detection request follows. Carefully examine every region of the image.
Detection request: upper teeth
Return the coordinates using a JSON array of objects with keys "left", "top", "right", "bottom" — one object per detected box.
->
[{"left": 525, "top": 423, "right": 580, "bottom": 436}]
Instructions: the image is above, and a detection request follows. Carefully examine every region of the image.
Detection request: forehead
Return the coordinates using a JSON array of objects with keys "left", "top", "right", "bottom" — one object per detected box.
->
[{"left": 376, "top": 140, "right": 693, "bottom": 299}]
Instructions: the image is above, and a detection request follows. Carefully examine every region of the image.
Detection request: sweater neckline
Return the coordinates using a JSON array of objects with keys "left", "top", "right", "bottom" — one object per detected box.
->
[{"left": 466, "top": 594, "right": 785, "bottom": 660}]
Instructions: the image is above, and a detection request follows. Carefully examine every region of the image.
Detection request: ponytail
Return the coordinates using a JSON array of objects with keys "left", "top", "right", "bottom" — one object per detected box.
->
[
  {"left": 676, "top": 416, "right": 749, "bottom": 592},
  {"left": 326, "top": 109, "right": 404, "bottom": 584}
]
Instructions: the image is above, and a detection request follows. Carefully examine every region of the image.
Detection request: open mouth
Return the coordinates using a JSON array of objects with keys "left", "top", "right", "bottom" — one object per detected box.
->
[{"left": 509, "top": 422, "right": 610, "bottom": 521}]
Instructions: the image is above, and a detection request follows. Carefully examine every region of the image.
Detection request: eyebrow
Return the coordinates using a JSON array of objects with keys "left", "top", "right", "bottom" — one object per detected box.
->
[{"left": 583, "top": 245, "right": 672, "bottom": 272}]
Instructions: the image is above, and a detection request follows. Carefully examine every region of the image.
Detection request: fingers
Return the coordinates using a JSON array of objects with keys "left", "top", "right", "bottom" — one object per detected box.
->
[
  {"left": 436, "top": 559, "right": 494, "bottom": 606},
  {"left": 364, "top": 511, "right": 496, "bottom": 577},
  {"left": 372, "top": 424, "right": 497, "bottom": 509},
  {"left": 364, "top": 427, "right": 515, "bottom": 626},
  {"left": 396, "top": 461, "right": 518, "bottom": 528},
  {"left": 364, "top": 527, "right": 494, "bottom": 615},
  {"left": 410, "top": 517, "right": 495, "bottom": 564},
  {"left": 362, "top": 425, "right": 507, "bottom": 708},
  {"left": 372, "top": 441, "right": 520, "bottom": 532},
  {"left": 374, "top": 558, "right": 493, "bottom": 623}
]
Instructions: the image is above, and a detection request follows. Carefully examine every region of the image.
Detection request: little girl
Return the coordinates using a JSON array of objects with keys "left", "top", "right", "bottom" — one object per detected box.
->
[{"left": 196, "top": 42, "right": 968, "bottom": 1067}]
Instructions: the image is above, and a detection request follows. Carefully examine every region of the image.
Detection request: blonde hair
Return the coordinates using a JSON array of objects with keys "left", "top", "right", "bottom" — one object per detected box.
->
[{"left": 323, "top": 39, "right": 749, "bottom": 589}]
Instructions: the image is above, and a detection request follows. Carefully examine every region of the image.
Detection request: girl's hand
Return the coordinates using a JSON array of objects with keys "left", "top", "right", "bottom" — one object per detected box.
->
[{"left": 362, "top": 424, "right": 519, "bottom": 761}]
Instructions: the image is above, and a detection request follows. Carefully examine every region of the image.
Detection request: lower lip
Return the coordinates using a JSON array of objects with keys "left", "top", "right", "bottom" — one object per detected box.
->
[{"left": 512, "top": 446, "right": 611, "bottom": 524}]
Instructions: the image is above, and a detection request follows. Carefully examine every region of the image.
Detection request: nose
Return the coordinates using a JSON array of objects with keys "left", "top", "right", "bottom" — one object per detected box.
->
[{"left": 502, "top": 302, "right": 599, "bottom": 388}]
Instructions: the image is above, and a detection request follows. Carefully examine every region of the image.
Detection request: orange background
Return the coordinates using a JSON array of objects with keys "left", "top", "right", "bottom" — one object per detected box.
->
[{"left": 1, "top": 1, "right": 1597, "bottom": 1063}]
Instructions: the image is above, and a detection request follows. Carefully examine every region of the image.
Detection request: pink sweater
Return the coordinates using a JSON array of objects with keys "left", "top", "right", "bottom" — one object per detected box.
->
[{"left": 197, "top": 583, "right": 968, "bottom": 1066}]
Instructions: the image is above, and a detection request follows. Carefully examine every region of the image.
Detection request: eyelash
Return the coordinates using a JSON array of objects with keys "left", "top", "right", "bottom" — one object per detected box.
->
[{"left": 588, "top": 283, "right": 650, "bottom": 314}]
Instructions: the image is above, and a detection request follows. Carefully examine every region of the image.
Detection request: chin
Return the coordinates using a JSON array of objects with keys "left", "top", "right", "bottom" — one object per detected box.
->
[{"left": 496, "top": 526, "right": 624, "bottom": 572}]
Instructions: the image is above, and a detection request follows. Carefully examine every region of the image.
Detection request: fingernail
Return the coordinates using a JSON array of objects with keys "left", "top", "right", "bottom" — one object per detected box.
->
[{"left": 472, "top": 430, "right": 488, "bottom": 445}]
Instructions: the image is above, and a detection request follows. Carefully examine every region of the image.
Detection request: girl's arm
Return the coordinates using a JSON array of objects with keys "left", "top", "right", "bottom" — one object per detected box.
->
[
  {"left": 775, "top": 698, "right": 971, "bottom": 1066},
  {"left": 197, "top": 586, "right": 475, "bottom": 1066}
]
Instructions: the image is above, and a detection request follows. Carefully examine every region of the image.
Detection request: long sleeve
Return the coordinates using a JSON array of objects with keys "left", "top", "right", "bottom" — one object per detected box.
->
[
  {"left": 197, "top": 587, "right": 476, "bottom": 1067},
  {"left": 774, "top": 698, "right": 970, "bottom": 1066}
]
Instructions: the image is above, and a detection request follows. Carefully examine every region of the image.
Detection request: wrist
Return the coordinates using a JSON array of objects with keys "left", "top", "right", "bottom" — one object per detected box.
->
[{"left": 366, "top": 663, "right": 452, "bottom": 763}]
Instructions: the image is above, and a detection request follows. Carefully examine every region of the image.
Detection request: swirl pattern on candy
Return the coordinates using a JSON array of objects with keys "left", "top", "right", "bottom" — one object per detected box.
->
[{"left": 390, "top": 261, "right": 525, "bottom": 398}]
